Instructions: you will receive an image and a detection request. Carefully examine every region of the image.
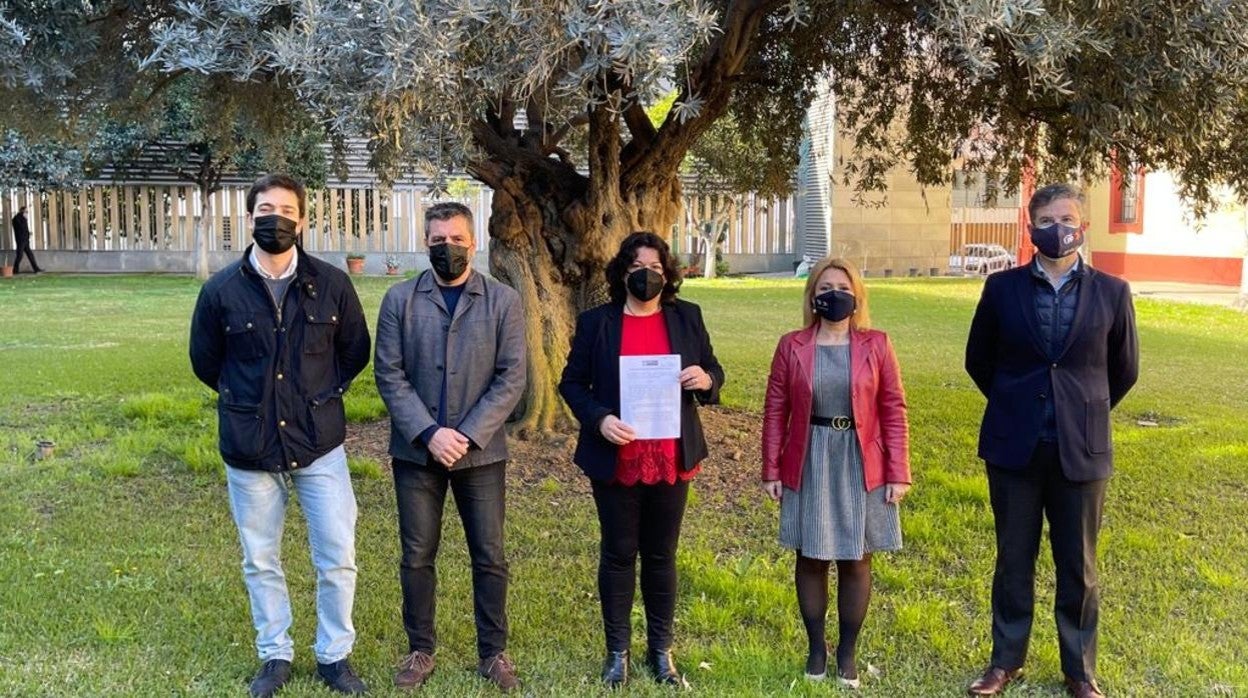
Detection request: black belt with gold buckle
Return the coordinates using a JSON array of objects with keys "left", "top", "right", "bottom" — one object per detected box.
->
[{"left": 810, "top": 415, "right": 855, "bottom": 430}]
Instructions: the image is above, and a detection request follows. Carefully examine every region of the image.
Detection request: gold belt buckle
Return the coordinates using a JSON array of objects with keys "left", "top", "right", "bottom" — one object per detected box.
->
[{"left": 831, "top": 416, "right": 853, "bottom": 431}]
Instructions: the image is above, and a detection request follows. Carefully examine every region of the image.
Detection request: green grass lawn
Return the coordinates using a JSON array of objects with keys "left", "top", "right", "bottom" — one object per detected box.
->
[{"left": 0, "top": 273, "right": 1245, "bottom": 697}]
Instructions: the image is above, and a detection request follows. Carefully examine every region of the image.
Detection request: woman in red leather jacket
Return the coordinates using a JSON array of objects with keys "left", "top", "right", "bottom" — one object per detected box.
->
[{"left": 761, "top": 257, "right": 912, "bottom": 688}]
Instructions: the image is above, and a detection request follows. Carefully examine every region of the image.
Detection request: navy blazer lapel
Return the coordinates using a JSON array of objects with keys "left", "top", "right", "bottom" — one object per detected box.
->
[
  {"left": 605, "top": 303, "right": 624, "bottom": 364},
  {"left": 1012, "top": 267, "right": 1047, "bottom": 356},
  {"left": 1058, "top": 266, "right": 1095, "bottom": 360}
]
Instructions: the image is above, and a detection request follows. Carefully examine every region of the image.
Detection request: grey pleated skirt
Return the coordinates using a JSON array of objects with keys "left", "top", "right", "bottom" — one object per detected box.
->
[{"left": 779, "top": 343, "right": 902, "bottom": 561}]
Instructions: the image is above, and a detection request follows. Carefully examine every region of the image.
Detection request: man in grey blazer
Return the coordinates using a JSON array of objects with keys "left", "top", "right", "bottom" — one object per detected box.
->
[{"left": 374, "top": 202, "right": 527, "bottom": 692}]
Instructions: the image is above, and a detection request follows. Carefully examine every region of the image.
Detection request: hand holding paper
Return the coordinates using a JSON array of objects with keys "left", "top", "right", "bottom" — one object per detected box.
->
[
  {"left": 599, "top": 414, "right": 637, "bottom": 445},
  {"left": 678, "top": 365, "right": 712, "bottom": 391}
]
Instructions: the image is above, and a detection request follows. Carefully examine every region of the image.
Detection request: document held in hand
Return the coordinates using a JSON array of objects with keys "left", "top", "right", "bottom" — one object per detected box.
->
[{"left": 618, "top": 354, "right": 682, "bottom": 439}]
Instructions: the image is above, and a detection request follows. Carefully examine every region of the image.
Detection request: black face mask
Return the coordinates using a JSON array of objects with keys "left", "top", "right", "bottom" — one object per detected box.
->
[
  {"left": 813, "top": 289, "right": 856, "bottom": 323},
  {"left": 626, "top": 268, "right": 665, "bottom": 302},
  {"left": 1029, "top": 222, "right": 1084, "bottom": 259},
  {"left": 429, "top": 243, "right": 470, "bottom": 281},
  {"left": 253, "top": 214, "right": 299, "bottom": 254}
]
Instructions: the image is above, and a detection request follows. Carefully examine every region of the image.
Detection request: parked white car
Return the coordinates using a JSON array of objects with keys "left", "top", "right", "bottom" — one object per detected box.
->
[{"left": 950, "top": 243, "right": 1015, "bottom": 276}]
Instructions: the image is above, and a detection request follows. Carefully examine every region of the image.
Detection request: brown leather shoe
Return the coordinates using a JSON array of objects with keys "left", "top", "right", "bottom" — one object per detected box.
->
[
  {"left": 478, "top": 652, "right": 520, "bottom": 692},
  {"left": 968, "top": 666, "right": 1024, "bottom": 695},
  {"left": 1064, "top": 677, "right": 1105, "bottom": 698},
  {"left": 394, "top": 650, "right": 435, "bottom": 689}
]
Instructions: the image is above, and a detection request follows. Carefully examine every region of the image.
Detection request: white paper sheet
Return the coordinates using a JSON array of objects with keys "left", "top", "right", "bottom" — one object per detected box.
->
[{"left": 619, "top": 354, "right": 682, "bottom": 439}]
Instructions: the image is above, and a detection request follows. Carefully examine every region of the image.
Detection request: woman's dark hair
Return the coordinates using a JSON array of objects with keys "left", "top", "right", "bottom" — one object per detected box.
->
[{"left": 605, "top": 231, "right": 683, "bottom": 305}]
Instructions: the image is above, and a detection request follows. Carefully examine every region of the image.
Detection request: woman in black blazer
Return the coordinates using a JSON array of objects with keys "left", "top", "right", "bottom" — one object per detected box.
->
[{"left": 559, "top": 231, "right": 724, "bottom": 689}]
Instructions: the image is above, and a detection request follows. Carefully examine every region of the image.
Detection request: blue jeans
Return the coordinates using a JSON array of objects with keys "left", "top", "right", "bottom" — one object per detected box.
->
[{"left": 226, "top": 445, "right": 358, "bottom": 664}]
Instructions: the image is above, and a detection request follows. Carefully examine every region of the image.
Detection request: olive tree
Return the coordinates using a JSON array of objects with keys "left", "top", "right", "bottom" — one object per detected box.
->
[{"left": 5, "top": 0, "right": 1248, "bottom": 427}]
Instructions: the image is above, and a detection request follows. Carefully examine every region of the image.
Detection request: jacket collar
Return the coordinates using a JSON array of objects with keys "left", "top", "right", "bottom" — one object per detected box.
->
[
  {"left": 415, "top": 268, "right": 484, "bottom": 294},
  {"left": 416, "top": 268, "right": 484, "bottom": 319},
  {"left": 238, "top": 244, "right": 319, "bottom": 281},
  {"left": 792, "top": 323, "right": 869, "bottom": 346},
  {"left": 248, "top": 245, "right": 297, "bottom": 280},
  {"left": 1015, "top": 262, "right": 1097, "bottom": 359},
  {"left": 793, "top": 323, "right": 869, "bottom": 378},
  {"left": 604, "top": 300, "right": 684, "bottom": 362}
]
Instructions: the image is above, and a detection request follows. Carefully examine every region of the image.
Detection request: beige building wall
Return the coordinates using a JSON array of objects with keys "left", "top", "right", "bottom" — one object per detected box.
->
[
  {"left": 828, "top": 135, "right": 953, "bottom": 276},
  {"left": 1083, "top": 172, "right": 1245, "bottom": 285}
]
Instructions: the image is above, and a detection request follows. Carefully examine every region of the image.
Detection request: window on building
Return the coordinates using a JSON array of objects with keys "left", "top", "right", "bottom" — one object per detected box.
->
[{"left": 1109, "top": 164, "right": 1145, "bottom": 234}]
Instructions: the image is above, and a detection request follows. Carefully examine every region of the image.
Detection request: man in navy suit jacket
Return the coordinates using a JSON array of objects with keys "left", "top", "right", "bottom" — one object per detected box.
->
[{"left": 964, "top": 184, "right": 1139, "bottom": 698}]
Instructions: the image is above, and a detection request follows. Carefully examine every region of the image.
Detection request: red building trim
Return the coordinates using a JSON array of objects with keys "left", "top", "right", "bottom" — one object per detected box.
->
[
  {"left": 1016, "top": 168, "right": 1036, "bottom": 266},
  {"left": 1091, "top": 251, "right": 1242, "bottom": 286}
]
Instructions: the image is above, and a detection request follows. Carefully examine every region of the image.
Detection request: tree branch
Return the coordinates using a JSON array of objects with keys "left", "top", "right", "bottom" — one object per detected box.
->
[
  {"left": 467, "top": 158, "right": 507, "bottom": 191},
  {"left": 141, "top": 68, "right": 189, "bottom": 106},
  {"left": 550, "top": 113, "right": 590, "bottom": 148},
  {"left": 620, "top": 98, "right": 657, "bottom": 150},
  {"left": 621, "top": 0, "right": 785, "bottom": 190},
  {"left": 85, "top": 1, "right": 130, "bottom": 26},
  {"left": 485, "top": 92, "right": 519, "bottom": 139},
  {"left": 469, "top": 117, "right": 580, "bottom": 188}
]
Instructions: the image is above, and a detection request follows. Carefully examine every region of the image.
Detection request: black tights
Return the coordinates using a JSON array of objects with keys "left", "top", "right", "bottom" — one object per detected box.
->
[{"left": 794, "top": 553, "right": 872, "bottom": 677}]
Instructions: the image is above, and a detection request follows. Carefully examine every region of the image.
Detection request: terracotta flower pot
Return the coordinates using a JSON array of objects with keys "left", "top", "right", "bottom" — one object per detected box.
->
[
  {"left": 1, "top": 265, "right": 12, "bottom": 278},
  {"left": 346, "top": 257, "right": 365, "bottom": 274},
  {"left": 36, "top": 440, "right": 55, "bottom": 460}
]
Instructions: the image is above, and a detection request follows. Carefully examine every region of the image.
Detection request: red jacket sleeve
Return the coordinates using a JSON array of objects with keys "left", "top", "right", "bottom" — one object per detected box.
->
[
  {"left": 761, "top": 335, "right": 791, "bottom": 481},
  {"left": 876, "top": 333, "right": 911, "bottom": 484}
]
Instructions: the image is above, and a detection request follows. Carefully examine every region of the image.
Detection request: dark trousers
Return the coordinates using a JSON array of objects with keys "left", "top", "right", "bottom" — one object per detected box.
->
[
  {"left": 591, "top": 478, "right": 690, "bottom": 653},
  {"left": 394, "top": 459, "right": 508, "bottom": 659},
  {"left": 986, "top": 441, "right": 1107, "bottom": 681},
  {"left": 13, "top": 234, "right": 39, "bottom": 273}
]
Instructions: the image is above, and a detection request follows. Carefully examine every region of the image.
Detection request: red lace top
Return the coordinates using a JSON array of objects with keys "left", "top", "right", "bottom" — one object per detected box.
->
[{"left": 615, "top": 312, "right": 698, "bottom": 485}]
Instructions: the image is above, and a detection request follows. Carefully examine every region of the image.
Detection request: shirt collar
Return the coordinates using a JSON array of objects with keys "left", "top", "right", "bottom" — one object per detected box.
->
[
  {"left": 1031, "top": 254, "right": 1084, "bottom": 283},
  {"left": 249, "top": 246, "right": 298, "bottom": 280}
]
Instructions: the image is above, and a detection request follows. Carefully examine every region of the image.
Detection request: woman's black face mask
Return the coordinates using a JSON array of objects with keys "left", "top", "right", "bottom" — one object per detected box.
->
[
  {"left": 627, "top": 268, "right": 665, "bottom": 302},
  {"left": 812, "top": 289, "right": 856, "bottom": 322}
]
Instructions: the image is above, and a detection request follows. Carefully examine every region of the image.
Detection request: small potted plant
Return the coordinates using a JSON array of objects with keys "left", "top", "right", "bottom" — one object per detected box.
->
[
  {"left": 385, "top": 254, "right": 401, "bottom": 276},
  {"left": 346, "top": 252, "right": 365, "bottom": 275},
  {"left": 1, "top": 253, "right": 12, "bottom": 278}
]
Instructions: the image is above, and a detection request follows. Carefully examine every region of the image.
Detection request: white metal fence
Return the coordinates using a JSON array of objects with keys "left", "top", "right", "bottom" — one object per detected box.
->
[{"left": 2, "top": 183, "right": 795, "bottom": 272}]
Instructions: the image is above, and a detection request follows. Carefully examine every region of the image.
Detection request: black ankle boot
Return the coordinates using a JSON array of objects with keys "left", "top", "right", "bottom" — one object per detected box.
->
[
  {"left": 602, "top": 649, "right": 629, "bottom": 687},
  {"left": 646, "top": 648, "right": 688, "bottom": 688}
]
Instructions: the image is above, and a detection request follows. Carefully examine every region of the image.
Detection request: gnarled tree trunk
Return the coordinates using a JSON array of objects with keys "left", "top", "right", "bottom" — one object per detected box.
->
[
  {"left": 467, "top": 2, "right": 772, "bottom": 434},
  {"left": 478, "top": 131, "right": 683, "bottom": 436}
]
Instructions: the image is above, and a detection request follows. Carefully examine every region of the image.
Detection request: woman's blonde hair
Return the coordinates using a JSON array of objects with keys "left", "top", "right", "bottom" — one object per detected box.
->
[{"left": 802, "top": 257, "right": 871, "bottom": 330}]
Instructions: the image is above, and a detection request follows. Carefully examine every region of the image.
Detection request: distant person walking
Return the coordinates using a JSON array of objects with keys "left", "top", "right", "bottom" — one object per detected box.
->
[{"left": 10, "top": 205, "right": 41, "bottom": 273}]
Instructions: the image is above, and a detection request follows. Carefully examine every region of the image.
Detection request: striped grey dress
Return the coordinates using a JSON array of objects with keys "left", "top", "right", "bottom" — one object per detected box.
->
[{"left": 779, "top": 343, "right": 902, "bottom": 561}]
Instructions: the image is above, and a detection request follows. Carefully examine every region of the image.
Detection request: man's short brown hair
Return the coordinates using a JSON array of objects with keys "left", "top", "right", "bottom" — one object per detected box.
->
[
  {"left": 246, "top": 174, "right": 307, "bottom": 218},
  {"left": 424, "top": 201, "right": 474, "bottom": 233},
  {"left": 1028, "top": 183, "right": 1085, "bottom": 222}
]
